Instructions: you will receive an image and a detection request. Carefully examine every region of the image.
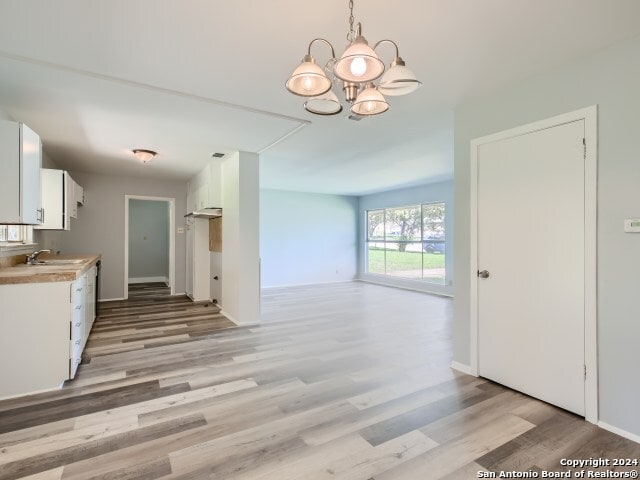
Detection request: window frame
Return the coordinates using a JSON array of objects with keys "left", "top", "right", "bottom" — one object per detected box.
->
[
  {"left": 365, "top": 201, "right": 446, "bottom": 284},
  {"left": 0, "top": 225, "right": 34, "bottom": 248}
]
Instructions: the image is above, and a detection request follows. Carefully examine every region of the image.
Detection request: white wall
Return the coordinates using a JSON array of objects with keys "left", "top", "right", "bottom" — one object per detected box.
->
[
  {"left": 221, "top": 152, "right": 260, "bottom": 324},
  {"left": 260, "top": 189, "right": 358, "bottom": 288},
  {"left": 453, "top": 35, "right": 640, "bottom": 437},
  {"left": 42, "top": 171, "right": 187, "bottom": 300},
  {"left": 128, "top": 199, "right": 169, "bottom": 281},
  {"left": 358, "top": 181, "right": 454, "bottom": 296}
]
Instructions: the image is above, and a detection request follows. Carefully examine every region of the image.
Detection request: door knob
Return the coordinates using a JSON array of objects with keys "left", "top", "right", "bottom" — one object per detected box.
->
[{"left": 477, "top": 270, "right": 490, "bottom": 279}]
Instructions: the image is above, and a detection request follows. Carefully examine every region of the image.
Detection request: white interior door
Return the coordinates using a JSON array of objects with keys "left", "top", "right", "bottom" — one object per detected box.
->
[{"left": 477, "top": 120, "right": 585, "bottom": 415}]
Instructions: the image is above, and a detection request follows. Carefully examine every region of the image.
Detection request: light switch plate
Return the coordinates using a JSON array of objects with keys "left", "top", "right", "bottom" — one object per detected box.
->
[{"left": 624, "top": 219, "right": 640, "bottom": 233}]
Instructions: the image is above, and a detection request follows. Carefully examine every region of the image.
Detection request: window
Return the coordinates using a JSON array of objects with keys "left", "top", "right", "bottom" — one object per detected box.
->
[
  {"left": 366, "top": 202, "right": 446, "bottom": 284},
  {"left": 0, "top": 225, "right": 33, "bottom": 244}
]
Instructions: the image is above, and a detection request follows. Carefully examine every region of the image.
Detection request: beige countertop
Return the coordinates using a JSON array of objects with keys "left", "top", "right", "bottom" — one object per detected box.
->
[{"left": 0, "top": 254, "right": 101, "bottom": 285}]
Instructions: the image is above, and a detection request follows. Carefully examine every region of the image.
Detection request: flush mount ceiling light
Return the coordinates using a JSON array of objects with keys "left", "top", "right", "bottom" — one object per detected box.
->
[
  {"left": 132, "top": 149, "right": 157, "bottom": 163},
  {"left": 285, "top": 0, "right": 421, "bottom": 117}
]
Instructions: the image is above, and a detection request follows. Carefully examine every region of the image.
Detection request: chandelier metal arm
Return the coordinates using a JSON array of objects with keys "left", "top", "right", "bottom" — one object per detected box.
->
[
  {"left": 373, "top": 39, "right": 400, "bottom": 60},
  {"left": 307, "top": 38, "right": 336, "bottom": 61}
]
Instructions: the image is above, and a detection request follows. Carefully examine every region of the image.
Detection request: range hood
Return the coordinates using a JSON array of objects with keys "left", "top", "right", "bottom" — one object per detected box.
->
[{"left": 184, "top": 207, "right": 222, "bottom": 219}]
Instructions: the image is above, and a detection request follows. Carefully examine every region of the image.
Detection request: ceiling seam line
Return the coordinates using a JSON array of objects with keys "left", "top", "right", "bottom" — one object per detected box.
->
[
  {"left": 257, "top": 123, "right": 309, "bottom": 154},
  {"left": 0, "top": 50, "right": 312, "bottom": 125}
]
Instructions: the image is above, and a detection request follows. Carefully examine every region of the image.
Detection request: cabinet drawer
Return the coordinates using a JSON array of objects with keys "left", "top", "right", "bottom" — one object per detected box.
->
[
  {"left": 70, "top": 356, "right": 81, "bottom": 379},
  {"left": 71, "top": 315, "right": 83, "bottom": 342},
  {"left": 70, "top": 333, "right": 85, "bottom": 358},
  {"left": 71, "top": 279, "right": 85, "bottom": 305}
]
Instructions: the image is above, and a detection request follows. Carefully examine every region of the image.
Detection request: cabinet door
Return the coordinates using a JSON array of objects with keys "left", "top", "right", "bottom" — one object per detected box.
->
[
  {"left": 71, "top": 303, "right": 84, "bottom": 350},
  {"left": 36, "top": 169, "right": 76, "bottom": 230},
  {"left": 0, "top": 120, "right": 20, "bottom": 223},
  {"left": 84, "top": 267, "right": 96, "bottom": 336},
  {"left": 66, "top": 173, "right": 78, "bottom": 219},
  {"left": 20, "top": 124, "right": 42, "bottom": 225},
  {"left": 35, "top": 169, "right": 64, "bottom": 230},
  {"left": 75, "top": 184, "right": 84, "bottom": 205},
  {"left": 0, "top": 121, "right": 42, "bottom": 224}
]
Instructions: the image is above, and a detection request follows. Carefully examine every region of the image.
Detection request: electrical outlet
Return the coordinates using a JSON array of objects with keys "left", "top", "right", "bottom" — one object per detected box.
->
[{"left": 177, "top": 227, "right": 184, "bottom": 234}]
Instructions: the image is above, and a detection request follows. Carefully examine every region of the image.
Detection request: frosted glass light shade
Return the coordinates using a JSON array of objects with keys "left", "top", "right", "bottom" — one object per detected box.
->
[
  {"left": 351, "top": 84, "right": 389, "bottom": 116},
  {"left": 133, "top": 149, "right": 156, "bottom": 163},
  {"left": 304, "top": 90, "right": 343, "bottom": 115},
  {"left": 286, "top": 55, "right": 332, "bottom": 97},
  {"left": 378, "top": 62, "right": 422, "bottom": 96},
  {"left": 333, "top": 37, "right": 385, "bottom": 83}
]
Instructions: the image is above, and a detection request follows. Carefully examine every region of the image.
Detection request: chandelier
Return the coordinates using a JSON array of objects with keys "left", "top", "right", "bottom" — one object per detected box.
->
[{"left": 285, "top": 0, "right": 421, "bottom": 117}]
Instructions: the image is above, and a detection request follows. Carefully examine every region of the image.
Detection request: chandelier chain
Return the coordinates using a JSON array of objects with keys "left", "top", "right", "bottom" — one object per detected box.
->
[{"left": 347, "top": 0, "right": 355, "bottom": 42}]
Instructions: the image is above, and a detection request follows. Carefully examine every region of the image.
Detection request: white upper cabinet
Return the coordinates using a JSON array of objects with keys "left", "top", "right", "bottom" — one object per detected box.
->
[
  {"left": 75, "top": 183, "right": 84, "bottom": 206},
  {"left": 0, "top": 120, "right": 43, "bottom": 225},
  {"left": 36, "top": 169, "right": 82, "bottom": 230},
  {"left": 68, "top": 175, "right": 78, "bottom": 219}
]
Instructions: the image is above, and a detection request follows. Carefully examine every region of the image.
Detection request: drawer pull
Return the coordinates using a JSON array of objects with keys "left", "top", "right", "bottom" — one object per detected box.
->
[
  {"left": 75, "top": 322, "right": 81, "bottom": 327},
  {"left": 75, "top": 340, "right": 81, "bottom": 345},
  {"left": 76, "top": 288, "right": 83, "bottom": 292},
  {"left": 75, "top": 305, "right": 82, "bottom": 310}
]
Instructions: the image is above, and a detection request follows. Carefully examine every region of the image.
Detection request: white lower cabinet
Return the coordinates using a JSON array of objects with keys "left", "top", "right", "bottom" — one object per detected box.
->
[
  {"left": 69, "top": 266, "right": 96, "bottom": 379},
  {"left": 0, "top": 265, "right": 98, "bottom": 399},
  {"left": 69, "top": 275, "right": 86, "bottom": 378}
]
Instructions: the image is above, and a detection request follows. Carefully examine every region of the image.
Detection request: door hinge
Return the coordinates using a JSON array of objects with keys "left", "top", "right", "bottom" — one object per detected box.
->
[
  {"left": 583, "top": 138, "right": 586, "bottom": 159},
  {"left": 584, "top": 364, "right": 587, "bottom": 380}
]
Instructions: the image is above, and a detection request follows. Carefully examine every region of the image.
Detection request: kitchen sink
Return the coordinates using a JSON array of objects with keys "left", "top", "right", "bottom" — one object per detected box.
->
[{"left": 28, "top": 259, "right": 86, "bottom": 266}]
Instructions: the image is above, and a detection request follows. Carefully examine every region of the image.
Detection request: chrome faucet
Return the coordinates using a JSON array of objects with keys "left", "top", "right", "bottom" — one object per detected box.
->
[{"left": 26, "top": 249, "right": 51, "bottom": 265}]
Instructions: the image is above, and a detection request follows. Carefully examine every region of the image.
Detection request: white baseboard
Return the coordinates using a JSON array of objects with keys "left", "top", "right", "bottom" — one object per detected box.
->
[
  {"left": 128, "top": 276, "right": 169, "bottom": 285},
  {"left": 0, "top": 383, "right": 63, "bottom": 401},
  {"left": 261, "top": 279, "right": 356, "bottom": 290},
  {"left": 598, "top": 421, "right": 640, "bottom": 444},
  {"left": 220, "top": 309, "right": 238, "bottom": 325},
  {"left": 186, "top": 293, "right": 212, "bottom": 303},
  {"left": 450, "top": 361, "right": 475, "bottom": 376},
  {"left": 356, "top": 277, "right": 453, "bottom": 298},
  {"left": 100, "top": 292, "right": 185, "bottom": 302},
  {"left": 220, "top": 309, "right": 259, "bottom": 327}
]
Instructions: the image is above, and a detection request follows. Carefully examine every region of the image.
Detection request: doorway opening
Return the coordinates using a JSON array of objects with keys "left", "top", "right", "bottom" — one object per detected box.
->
[{"left": 124, "top": 195, "right": 176, "bottom": 299}]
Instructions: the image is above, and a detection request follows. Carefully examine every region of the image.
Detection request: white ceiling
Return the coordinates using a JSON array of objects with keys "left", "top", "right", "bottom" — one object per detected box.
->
[{"left": 0, "top": 1, "right": 639, "bottom": 195}]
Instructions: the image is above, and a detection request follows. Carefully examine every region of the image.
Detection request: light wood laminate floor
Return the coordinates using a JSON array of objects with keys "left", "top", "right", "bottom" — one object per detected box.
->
[{"left": 0, "top": 282, "right": 637, "bottom": 479}]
